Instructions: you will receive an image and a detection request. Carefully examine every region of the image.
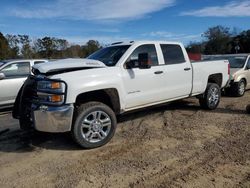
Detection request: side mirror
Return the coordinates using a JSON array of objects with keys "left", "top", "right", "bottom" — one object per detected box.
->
[
  {"left": 125, "top": 60, "right": 135, "bottom": 69},
  {"left": 138, "top": 53, "right": 151, "bottom": 69},
  {"left": 0, "top": 73, "right": 5, "bottom": 80}
]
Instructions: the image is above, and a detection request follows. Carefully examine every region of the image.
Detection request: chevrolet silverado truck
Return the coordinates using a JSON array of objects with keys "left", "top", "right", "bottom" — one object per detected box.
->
[
  {"left": 13, "top": 41, "right": 230, "bottom": 148},
  {"left": 203, "top": 54, "right": 250, "bottom": 96}
]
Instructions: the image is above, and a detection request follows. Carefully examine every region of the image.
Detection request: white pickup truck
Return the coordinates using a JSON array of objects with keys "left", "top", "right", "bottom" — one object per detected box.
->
[{"left": 13, "top": 41, "right": 230, "bottom": 148}]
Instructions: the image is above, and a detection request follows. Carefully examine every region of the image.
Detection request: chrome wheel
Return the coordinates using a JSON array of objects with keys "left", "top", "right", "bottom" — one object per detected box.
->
[
  {"left": 208, "top": 87, "right": 219, "bottom": 106},
  {"left": 80, "top": 111, "right": 112, "bottom": 143}
]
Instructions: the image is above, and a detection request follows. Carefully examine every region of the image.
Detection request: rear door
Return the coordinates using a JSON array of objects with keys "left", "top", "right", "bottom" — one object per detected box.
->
[
  {"left": 0, "top": 62, "right": 30, "bottom": 106},
  {"left": 159, "top": 44, "right": 192, "bottom": 99}
]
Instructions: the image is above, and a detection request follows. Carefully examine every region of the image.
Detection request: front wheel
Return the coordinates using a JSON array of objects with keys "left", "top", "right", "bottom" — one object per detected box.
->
[
  {"left": 72, "top": 102, "right": 117, "bottom": 149},
  {"left": 232, "top": 79, "right": 246, "bottom": 97},
  {"left": 199, "top": 83, "right": 221, "bottom": 110}
]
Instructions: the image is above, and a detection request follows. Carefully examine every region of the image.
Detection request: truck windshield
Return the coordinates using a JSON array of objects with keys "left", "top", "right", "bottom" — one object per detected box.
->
[
  {"left": 204, "top": 56, "right": 248, "bottom": 68},
  {"left": 87, "top": 45, "right": 131, "bottom": 66}
]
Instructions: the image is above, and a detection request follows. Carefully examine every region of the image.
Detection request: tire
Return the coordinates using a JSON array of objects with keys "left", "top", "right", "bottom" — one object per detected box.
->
[
  {"left": 19, "top": 117, "right": 32, "bottom": 130},
  {"left": 246, "top": 105, "right": 250, "bottom": 114},
  {"left": 199, "top": 83, "right": 221, "bottom": 110},
  {"left": 19, "top": 107, "right": 33, "bottom": 130},
  {"left": 72, "top": 102, "right": 117, "bottom": 149},
  {"left": 231, "top": 79, "right": 246, "bottom": 97}
]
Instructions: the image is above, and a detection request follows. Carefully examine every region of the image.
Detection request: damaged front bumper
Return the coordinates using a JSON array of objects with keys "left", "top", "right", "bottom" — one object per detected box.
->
[
  {"left": 13, "top": 75, "right": 74, "bottom": 133},
  {"left": 32, "top": 104, "right": 74, "bottom": 133}
]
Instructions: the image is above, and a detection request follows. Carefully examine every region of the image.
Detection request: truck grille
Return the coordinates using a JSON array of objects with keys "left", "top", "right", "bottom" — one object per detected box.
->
[{"left": 22, "top": 75, "right": 38, "bottom": 103}]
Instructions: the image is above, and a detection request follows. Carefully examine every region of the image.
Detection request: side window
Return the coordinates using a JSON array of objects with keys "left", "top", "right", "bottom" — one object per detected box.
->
[
  {"left": 0, "top": 62, "right": 30, "bottom": 78},
  {"left": 127, "top": 44, "right": 159, "bottom": 67},
  {"left": 160, "top": 44, "right": 186, "bottom": 65},
  {"left": 34, "top": 61, "right": 46, "bottom": 65},
  {"left": 247, "top": 58, "right": 250, "bottom": 69}
]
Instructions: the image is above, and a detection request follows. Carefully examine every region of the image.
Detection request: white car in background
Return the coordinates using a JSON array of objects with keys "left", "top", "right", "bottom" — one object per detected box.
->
[{"left": 0, "top": 59, "right": 48, "bottom": 109}]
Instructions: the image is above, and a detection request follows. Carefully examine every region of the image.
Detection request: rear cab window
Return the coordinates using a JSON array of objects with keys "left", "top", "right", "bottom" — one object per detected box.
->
[{"left": 160, "top": 44, "right": 186, "bottom": 65}]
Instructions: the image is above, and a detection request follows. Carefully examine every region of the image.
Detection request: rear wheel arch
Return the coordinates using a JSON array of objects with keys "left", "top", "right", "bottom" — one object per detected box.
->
[{"left": 207, "top": 73, "right": 223, "bottom": 87}]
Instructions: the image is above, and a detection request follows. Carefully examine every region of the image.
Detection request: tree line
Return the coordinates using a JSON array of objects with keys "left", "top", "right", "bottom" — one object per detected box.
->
[
  {"left": 0, "top": 33, "right": 101, "bottom": 60},
  {"left": 1, "top": 25, "right": 250, "bottom": 60},
  {"left": 186, "top": 25, "right": 250, "bottom": 54}
]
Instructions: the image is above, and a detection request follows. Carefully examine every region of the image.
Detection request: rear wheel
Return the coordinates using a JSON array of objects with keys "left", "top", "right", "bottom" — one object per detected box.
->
[
  {"left": 72, "top": 102, "right": 117, "bottom": 149},
  {"left": 199, "top": 83, "right": 221, "bottom": 110}
]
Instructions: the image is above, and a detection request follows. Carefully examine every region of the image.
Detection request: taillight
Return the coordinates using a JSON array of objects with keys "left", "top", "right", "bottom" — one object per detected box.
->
[{"left": 228, "top": 62, "right": 230, "bottom": 75}]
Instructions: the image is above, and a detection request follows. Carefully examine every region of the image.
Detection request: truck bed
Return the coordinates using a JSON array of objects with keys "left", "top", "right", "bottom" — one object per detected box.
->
[{"left": 191, "top": 60, "right": 229, "bottom": 96}]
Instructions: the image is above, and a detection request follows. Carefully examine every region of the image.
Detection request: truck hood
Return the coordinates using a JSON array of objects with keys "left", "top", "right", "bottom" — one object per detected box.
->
[{"left": 33, "top": 58, "right": 107, "bottom": 74}]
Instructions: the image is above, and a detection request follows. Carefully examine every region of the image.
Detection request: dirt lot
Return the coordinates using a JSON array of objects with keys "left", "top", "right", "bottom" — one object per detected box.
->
[{"left": 0, "top": 93, "right": 250, "bottom": 188}]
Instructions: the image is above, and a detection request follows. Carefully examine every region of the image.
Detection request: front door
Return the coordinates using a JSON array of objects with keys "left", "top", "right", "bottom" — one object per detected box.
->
[{"left": 122, "top": 44, "right": 164, "bottom": 109}]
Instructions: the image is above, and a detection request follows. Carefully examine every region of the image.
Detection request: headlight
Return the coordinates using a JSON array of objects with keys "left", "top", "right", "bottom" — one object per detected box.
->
[
  {"left": 36, "top": 80, "right": 66, "bottom": 105},
  {"left": 37, "top": 80, "right": 65, "bottom": 93}
]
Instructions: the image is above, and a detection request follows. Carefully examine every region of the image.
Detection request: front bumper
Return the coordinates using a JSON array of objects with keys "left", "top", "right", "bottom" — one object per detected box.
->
[{"left": 32, "top": 104, "right": 74, "bottom": 133}]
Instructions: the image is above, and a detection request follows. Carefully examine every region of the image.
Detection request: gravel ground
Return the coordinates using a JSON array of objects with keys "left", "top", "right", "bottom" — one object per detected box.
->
[{"left": 0, "top": 93, "right": 250, "bottom": 188}]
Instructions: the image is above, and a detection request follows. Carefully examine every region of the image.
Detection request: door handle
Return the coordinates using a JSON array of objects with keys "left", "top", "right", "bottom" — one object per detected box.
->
[
  {"left": 184, "top": 68, "right": 191, "bottom": 71},
  {"left": 154, "top": 71, "right": 163, "bottom": 74}
]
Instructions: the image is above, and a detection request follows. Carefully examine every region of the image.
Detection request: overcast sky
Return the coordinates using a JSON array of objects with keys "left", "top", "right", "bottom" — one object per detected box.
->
[{"left": 0, "top": 0, "right": 250, "bottom": 45}]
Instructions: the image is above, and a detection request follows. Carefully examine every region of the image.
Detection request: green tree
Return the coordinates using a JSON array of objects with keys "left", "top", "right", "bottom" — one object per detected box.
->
[
  {"left": 203, "top": 25, "right": 232, "bottom": 54},
  {"left": 35, "top": 37, "right": 57, "bottom": 58},
  {"left": 65, "top": 45, "right": 83, "bottom": 58},
  {"left": 18, "top": 35, "right": 33, "bottom": 58},
  {"left": 6, "top": 34, "right": 19, "bottom": 58},
  {"left": 84, "top": 40, "right": 101, "bottom": 56},
  {"left": 0, "top": 32, "right": 9, "bottom": 60},
  {"left": 234, "top": 30, "right": 250, "bottom": 53},
  {"left": 186, "top": 42, "right": 204, "bottom": 53}
]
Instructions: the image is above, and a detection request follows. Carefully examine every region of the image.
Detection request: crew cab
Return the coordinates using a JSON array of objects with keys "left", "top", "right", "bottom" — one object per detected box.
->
[
  {"left": 203, "top": 54, "right": 250, "bottom": 96},
  {"left": 0, "top": 59, "right": 48, "bottom": 109},
  {"left": 13, "top": 41, "right": 230, "bottom": 148}
]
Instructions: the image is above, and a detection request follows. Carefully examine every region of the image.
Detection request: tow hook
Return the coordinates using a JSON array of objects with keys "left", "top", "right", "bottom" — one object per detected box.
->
[{"left": 39, "top": 105, "right": 48, "bottom": 112}]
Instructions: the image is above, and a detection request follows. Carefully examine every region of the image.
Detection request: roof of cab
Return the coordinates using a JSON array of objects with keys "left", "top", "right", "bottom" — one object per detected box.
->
[{"left": 110, "top": 40, "right": 183, "bottom": 46}]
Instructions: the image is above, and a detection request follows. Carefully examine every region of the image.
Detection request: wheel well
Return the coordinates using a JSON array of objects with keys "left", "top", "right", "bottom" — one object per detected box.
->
[
  {"left": 208, "top": 74, "right": 223, "bottom": 87},
  {"left": 240, "top": 78, "right": 247, "bottom": 85},
  {"left": 75, "top": 89, "right": 121, "bottom": 114}
]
